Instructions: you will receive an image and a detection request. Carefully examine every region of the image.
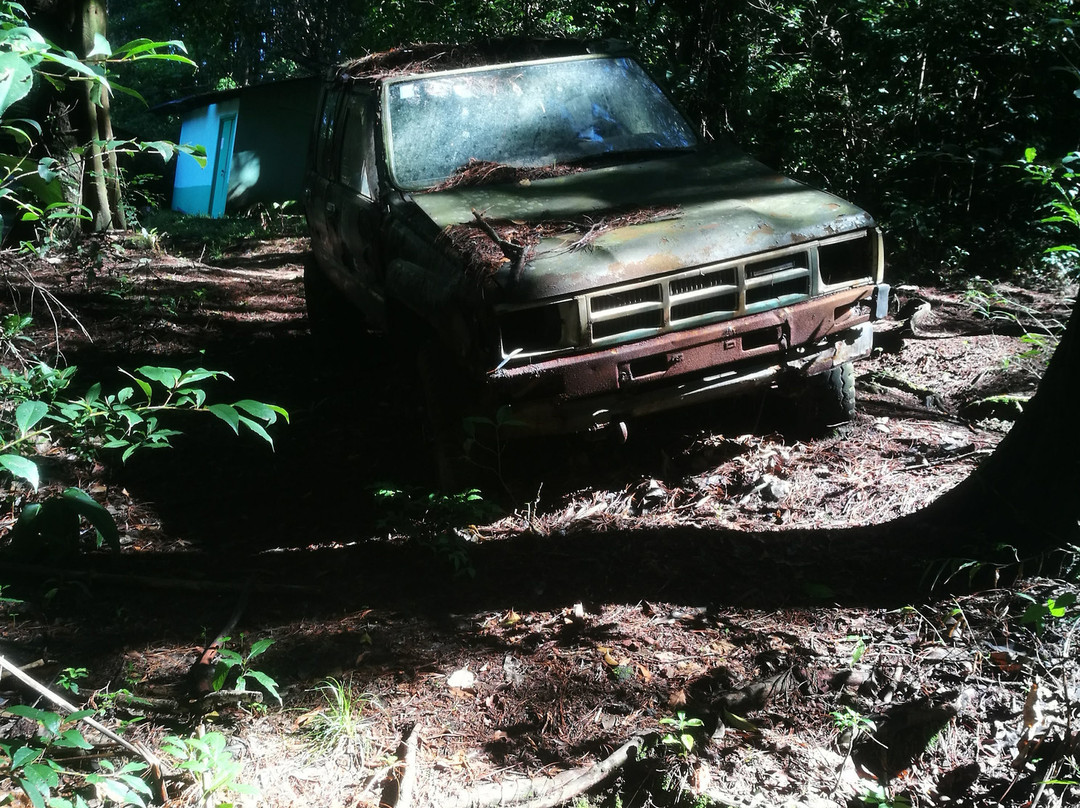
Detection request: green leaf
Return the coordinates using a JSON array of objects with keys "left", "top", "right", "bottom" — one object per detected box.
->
[
  {"left": 52, "top": 729, "right": 92, "bottom": 750},
  {"left": 0, "top": 454, "right": 40, "bottom": 489},
  {"left": 0, "top": 50, "right": 34, "bottom": 117},
  {"left": 118, "top": 772, "right": 153, "bottom": 795},
  {"left": 234, "top": 399, "right": 286, "bottom": 425},
  {"left": 61, "top": 487, "right": 120, "bottom": 551},
  {"left": 87, "top": 32, "right": 111, "bottom": 59},
  {"left": 245, "top": 669, "right": 281, "bottom": 703},
  {"left": 8, "top": 706, "right": 62, "bottom": 735},
  {"left": 211, "top": 662, "right": 231, "bottom": 692},
  {"left": 237, "top": 414, "right": 274, "bottom": 448},
  {"left": 247, "top": 638, "right": 274, "bottom": 659},
  {"left": 133, "top": 377, "right": 153, "bottom": 402},
  {"left": 118, "top": 408, "right": 144, "bottom": 429},
  {"left": 36, "top": 156, "right": 59, "bottom": 183},
  {"left": 208, "top": 403, "right": 239, "bottom": 433},
  {"left": 16, "top": 400, "right": 49, "bottom": 435},
  {"left": 139, "top": 140, "right": 174, "bottom": 162},
  {"left": 83, "top": 383, "right": 101, "bottom": 407},
  {"left": 17, "top": 776, "right": 46, "bottom": 808},
  {"left": 178, "top": 142, "right": 208, "bottom": 168},
  {"left": 40, "top": 51, "right": 102, "bottom": 82},
  {"left": 136, "top": 366, "right": 181, "bottom": 390},
  {"left": 11, "top": 745, "right": 41, "bottom": 769}
]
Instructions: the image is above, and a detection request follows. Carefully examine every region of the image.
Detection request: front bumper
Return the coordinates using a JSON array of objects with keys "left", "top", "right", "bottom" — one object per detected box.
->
[{"left": 487, "top": 284, "right": 885, "bottom": 434}]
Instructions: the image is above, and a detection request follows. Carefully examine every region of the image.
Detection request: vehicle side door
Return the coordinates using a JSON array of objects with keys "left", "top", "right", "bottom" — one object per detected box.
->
[
  {"left": 326, "top": 90, "right": 385, "bottom": 324},
  {"left": 304, "top": 86, "right": 345, "bottom": 273}
]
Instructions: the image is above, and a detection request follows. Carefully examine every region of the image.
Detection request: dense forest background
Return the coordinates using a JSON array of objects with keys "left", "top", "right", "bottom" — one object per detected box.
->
[{"left": 94, "top": 0, "right": 1080, "bottom": 283}]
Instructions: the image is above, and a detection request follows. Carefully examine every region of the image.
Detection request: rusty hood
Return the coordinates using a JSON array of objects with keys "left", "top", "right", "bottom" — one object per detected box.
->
[{"left": 412, "top": 145, "right": 875, "bottom": 302}]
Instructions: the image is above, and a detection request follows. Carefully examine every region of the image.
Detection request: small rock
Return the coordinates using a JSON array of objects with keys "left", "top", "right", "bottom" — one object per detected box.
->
[{"left": 447, "top": 667, "right": 476, "bottom": 690}]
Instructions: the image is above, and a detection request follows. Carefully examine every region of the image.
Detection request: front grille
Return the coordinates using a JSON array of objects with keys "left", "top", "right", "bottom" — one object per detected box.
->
[
  {"left": 586, "top": 250, "right": 808, "bottom": 344},
  {"left": 591, "top": 285, "right": 661, "bottom": 312},
  {"left": 592, "top": 309, "right": 664, "bottom": 339},
  {"left": 497, "top": 232, "right": 873, "bottom": 361}
]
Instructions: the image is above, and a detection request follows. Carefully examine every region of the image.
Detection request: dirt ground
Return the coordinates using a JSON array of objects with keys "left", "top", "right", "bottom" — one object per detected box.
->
[{"left": 1, "top": 233, "right": 1078, "bottom": 808}]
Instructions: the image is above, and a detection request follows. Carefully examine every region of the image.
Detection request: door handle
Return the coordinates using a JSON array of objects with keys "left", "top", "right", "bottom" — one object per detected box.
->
[{"left": 325, "top": 202, "right": 337, "bottom": 214}]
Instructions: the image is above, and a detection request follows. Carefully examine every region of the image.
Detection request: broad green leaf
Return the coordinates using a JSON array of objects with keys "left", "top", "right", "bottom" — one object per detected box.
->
[
  {"left": 0, "top": 454, "right": 39, "bottom": 489},
  {"left": 246, "top": 669, "right": 281, "bottom": 703},
  {"left": 237, "top": 414, "right": 274, "bottom": 448},
  {"left": 61, "top": 487, "right": 120, "bottom": 550},
  {"left": 211, "top": 662, "right": 230, "bottom": 692},
  {"left": 36, "top": 156, "right": 58, "bottom": 183},
  {"left": 113, "top": 37, "right": 189, "bottom": 58},
  {"left": 178, "top": 142, "right": 207, "bottom": 168},
  {"left": 139, "top": 140, "right": 174, "bottom": 162},
  {"left": 87, "top": 32, "right": 111, "bottom": 59},
  {"left": 17, "top": 777, "right": 45, "bottom": 808},
  {"left": 247, "top": 638, "right": 274, "bottom": 659},
  {"left": 133, "top": 376, "right": 153, "bottom": 402},
  {"left": 136, "top": 366, "right": 181, "bottom": 390},
  {"left": 7, "top": 706, "right": 62, "bottom": 735},
  {"left": 108, "top": 79, "right": 146, "bottom": 104},
  {"left": 52, "top": 729, "right": 92, "bottom": 750},
  {"left": 118, "top": 408, "right": 144, "bottom": 429},
  {"left": 208, "top": 403, "right": 240, "bottom": 433},
  {"left": 178, "top": 368, "right": 227, "bottom": 386},
  {"left": 16, "top": 400, "right": 48, "bottom": 434},
  {"left": 234, "top": 399, "right": 281, "bottom": 424},
  {"left": 40, "top": 51, "right": 101, "bottom": 82},
  {"left": 111, "top": 38, "right": 159, "bottom": 56},
  {"left": 118, "top": 773, "right": 153, "bottom": 795},
  {"left": 0, "top": 50, "right": 34, "bottom": 117},
  {"left": 11, "top": 745, "right": 41, "bottom": 768}
]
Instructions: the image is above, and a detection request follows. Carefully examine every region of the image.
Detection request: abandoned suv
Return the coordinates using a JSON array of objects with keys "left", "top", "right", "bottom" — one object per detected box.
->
[{"left": 304, "top": 40, "right": 888, "bottom": 445}]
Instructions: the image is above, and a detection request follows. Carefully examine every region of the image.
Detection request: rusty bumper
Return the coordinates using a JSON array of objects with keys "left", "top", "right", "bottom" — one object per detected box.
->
[{"left": 487, "top": 285, "right": 883, "bottom": 433}]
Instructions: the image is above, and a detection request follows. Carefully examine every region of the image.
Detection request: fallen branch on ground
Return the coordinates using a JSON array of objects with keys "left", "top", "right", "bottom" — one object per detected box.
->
[
  {"left": 442, "top": 733, "right": 651, "bottom": 808},
  {"left": 0, "top": 653, "right": 166, "bottom": 796}
]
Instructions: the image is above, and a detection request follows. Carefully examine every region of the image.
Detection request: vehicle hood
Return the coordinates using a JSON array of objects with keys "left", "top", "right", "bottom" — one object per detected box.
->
[{"left": 411, "top": 146, "right": 875, "bottom": 302}]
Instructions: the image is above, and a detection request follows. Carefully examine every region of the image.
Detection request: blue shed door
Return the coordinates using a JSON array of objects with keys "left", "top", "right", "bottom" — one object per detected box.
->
[{"left": 208, "top": 114, "right": 237, "bottom": 218}]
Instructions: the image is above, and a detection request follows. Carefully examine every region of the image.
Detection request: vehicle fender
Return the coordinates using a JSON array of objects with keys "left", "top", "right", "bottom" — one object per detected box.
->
[
  {"left": 384, "top": 259, "right": 453, "bottom": 318},
  {"left": 384, "top": 259, "right": 476, "bottom": 354}
]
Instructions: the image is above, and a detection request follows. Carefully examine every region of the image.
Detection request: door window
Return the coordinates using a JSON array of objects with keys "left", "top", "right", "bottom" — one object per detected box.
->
[{"left": 339, "top": 93, "right": 376, "bottom": 199}]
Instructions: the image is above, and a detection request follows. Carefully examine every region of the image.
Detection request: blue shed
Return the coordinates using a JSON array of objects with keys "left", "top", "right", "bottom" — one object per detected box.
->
[{"left": 162, "top": 77, "right": 319, "bottom": 217}]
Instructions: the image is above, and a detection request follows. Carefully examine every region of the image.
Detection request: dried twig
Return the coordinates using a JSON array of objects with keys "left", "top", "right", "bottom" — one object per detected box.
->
[
  {"left": 442, "top": 733, "right": 651, "bottom": 808},
  {"left": 0, "top": 653, "right": 164, "bottom": 772},
  {"left": 470, "top": 209, "right": 526, "bottom": 280}
]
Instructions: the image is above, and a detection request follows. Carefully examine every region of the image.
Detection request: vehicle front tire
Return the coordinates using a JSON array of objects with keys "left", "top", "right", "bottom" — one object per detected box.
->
[{"left": 809, "top": 360, "right": 857, "bottom": 425}]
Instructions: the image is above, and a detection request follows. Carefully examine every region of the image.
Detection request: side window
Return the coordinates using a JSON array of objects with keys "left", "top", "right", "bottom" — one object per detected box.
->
[
  {"left": 314, "top": 87, "right": 343, "bottom": 179},
  {"left": 338, "top": 93, "right": 376, "bottom": 199}
]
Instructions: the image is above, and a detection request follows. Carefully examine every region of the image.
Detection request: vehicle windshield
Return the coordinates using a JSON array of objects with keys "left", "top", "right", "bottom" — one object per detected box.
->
[{"left": 384, "top": 56, "right": 697, "bottom": 189}]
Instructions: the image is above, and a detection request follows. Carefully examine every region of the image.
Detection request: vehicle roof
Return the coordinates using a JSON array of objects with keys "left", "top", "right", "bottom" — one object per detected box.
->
[{"left": 333, "top": 38, "right": 629, "bottom": 85}]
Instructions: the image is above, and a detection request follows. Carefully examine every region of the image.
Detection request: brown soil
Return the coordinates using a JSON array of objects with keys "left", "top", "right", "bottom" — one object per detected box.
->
[{"left": 1, "top": 236, "right": 1077, "bottom": 808}]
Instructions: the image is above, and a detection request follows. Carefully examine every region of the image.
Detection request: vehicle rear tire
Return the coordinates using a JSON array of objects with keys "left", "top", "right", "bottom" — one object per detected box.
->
[{"left": 303, "top": 254, "right": 361, "bottom": 345}]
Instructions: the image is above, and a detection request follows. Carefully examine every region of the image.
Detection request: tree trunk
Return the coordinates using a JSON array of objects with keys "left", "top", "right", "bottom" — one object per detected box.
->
[
  {"left": 916, "top": 295, "right": 1080, "bottom": 551},
  {"left": 81, "top": 0, "right": 122, "bottom": 231}
]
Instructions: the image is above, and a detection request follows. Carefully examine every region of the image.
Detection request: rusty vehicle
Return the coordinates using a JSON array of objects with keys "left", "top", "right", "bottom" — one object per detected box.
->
[{"left": 303, "top": 40, "right": 889, "bottom": 454}]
